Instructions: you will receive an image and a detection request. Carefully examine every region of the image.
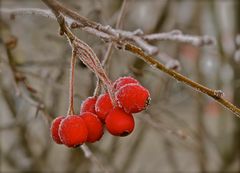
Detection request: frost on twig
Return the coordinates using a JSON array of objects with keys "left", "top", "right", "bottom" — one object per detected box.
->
[
  {"left": 143, "top": 30, "right": 216, "bottom": 46},
  {"left": 156, "top": 53, "right": 181, "bottom": 71},
  {"left": 1, "top": 7, "right": 214, "bottom": 71},
  {"left": 3, "top": 2, "right": 240, "bottom": 117},
  {"left": 0, "top": 8, "right": 55, "bottom": 19},
  {"left": 0, "top": 8, "right": 215, "bottom": 47},
  {"left": 0, "top": 8, "right": 76, "bottom": 28}
]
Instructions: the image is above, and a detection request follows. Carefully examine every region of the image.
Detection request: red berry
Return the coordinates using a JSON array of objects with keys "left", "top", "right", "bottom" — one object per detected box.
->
[
  {"left": 80, "top": 96, "right": 97, "bottom": 114},
  {"left": 105, "top": 108, "right": 134, "bottom": 136},
  {"left": 59, "top": 115, "right": 88, "bottom": 147},
  {"left": 95, "top": 93, "right": 113, "bottom": 121},
  {"left": 81, "top": 112, "right": 104, "bottom": 143},
  {"left": 115, "top": 83, "right": 150, "bottom": 113},
  {"left": 50, "top": 116, "right": 65, "bottom": 144},
  {"left": 113, "top": 76, "right": 139, "bottom": 90}
]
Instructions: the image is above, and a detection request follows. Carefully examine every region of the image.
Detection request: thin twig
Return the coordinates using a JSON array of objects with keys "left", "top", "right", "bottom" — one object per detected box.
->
[
  {"left": 0, "top": 7, "right": 181, "bottom": 70},
  {"left": 143, "top": 30, "right": 216, "bottom": 46},
  {"left": 0, "top": 8, "right": 55, "bottom": 19},
  {"left": 93, "top": 78, "right": 101, "bottom": 97},
  {"left": 67, "top": 51, "right": 76, "bottom": 115},
  {"left": 2, "top": 1, "right": 239, "bottom": 117},
  {"left": 140, "top": 115, "right": 188, "bottom": 140},
  {"left": 0, "top": 8, "right": 215, "bottom": 48},
  {"left": 2, "top": 1, "right": 240, "bottom": 117},
  {"left": 102, "top": 0, "right": 129, "bottom": 67},
  {"left": 97, "top": 0, "right": 129, "bottom": 96},
  {"left": 124, "top": 43, "right": 240, "bottom": 117}
]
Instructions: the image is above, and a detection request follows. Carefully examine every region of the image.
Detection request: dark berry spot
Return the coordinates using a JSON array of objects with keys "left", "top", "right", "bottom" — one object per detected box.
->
[{"left": 120, "top": 131, "right": 130, "bottom": 137}]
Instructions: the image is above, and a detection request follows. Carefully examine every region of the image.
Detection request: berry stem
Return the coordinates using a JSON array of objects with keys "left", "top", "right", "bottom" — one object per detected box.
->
[
  {"left": 71, "top": 38, "right": 117, "bottom": 106},
  {"left": 67, "top": 50, "right": 76, "bottom": 115},
  {"left": 95, "top": 0, "right": 129, "bottom": 106},
  {"left": 39, "top": 2, "right": 117, "bottom": 107},
  {"left": 93, "top": 78, "right": 101, "bottom": 97},
  {"left": 106, "top": 85, "right": 116, "bottom": 107}
]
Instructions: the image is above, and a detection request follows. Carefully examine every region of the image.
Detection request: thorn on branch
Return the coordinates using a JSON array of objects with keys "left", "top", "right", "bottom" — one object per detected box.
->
[{"left": 70, "top": 22, "right": 83, "bottom": 29}]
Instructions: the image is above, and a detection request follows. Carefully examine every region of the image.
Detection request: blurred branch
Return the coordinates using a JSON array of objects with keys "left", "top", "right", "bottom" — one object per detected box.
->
[
  {"left": 101, "top": 0, "right": 129, "bottom": 68},
  {"left": 80, "top": 144, "right": 111, "bottom": 173},
  {"left": 94, "top": 0, "right": 129, "bottom": 97},
  {"left": 120, "top": 123, "right": 147, "bottom": 173},
  {"left": 1, "top": 24, "right": 51, "bottom": 123},
  {"left": 140, "top": 114, "right": 189, "bottom": 140},
  {"left": 0, "top": 8, "right": 55, "bottom": 19}
]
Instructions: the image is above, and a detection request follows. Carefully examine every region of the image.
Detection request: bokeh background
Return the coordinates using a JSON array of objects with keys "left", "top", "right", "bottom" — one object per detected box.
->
[{"left": 1, "top": 0, "right": 240, "bottom": 172}]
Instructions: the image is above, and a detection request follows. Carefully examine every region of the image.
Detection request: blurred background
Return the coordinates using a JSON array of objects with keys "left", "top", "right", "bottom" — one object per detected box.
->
[{"left": 1, "top": 0, "right": 240, "bottom": 172}]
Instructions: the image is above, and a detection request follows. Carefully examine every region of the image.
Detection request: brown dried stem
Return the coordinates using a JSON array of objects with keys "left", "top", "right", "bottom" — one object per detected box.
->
[
  {"left": 93, "top": 0, "right": 129, "bottom": 98},
  {"left": 124, "top": 43, "right": 240, "bottom": 117},
  {"left": 67, "top": 51, "right": 76, "bottom": 115}
]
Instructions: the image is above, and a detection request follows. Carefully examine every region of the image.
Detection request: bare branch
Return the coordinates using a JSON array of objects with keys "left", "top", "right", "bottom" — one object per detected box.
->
[
  {"left": 143, "top": 30, "right": 216, "bottom": 46},
  {"left": 0, "top": 8, "right": 55, "bottom": 19},
  {"left": 124, "top": 43, "right": 240, "bottom": 117},
  {"left": 0, "top": 8, "right": 215, "bottom": 48},
  {"left": 80, "top": 144, "right": 111, "bottom": 173},
  {"left": 2, "top": 0, "right": 239, "bottom": 118}
]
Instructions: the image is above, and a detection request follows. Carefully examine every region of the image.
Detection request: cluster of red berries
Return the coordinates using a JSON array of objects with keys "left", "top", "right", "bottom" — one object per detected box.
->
[{"left": 50, "top": 76, "right": 150, "bottom": 147}]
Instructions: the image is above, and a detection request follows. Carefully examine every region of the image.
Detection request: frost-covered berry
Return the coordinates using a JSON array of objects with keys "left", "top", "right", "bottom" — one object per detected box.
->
[
  {"left": 81, "top": 112, "right": 104, "bottom": 143},
  {"left": 80, "top": 96, "right": 97, "bottom": 114},
  {"left": 115, "top": 83, "right": 150, "bottom": 113},
  {"left": 50, "top": 116, "right": 65, "bottom": 144},
  {"left": 95, "top": 93, "right": 113, "bottom": 121},
  {"left": 59, "top": 115, "right": 88, "bottom": 147},
  {"left": 105, "top": 107, "right": 134, "bottom": 136},
  {"left": 113, "top": 76, "right": 139, "bottom": 90}
]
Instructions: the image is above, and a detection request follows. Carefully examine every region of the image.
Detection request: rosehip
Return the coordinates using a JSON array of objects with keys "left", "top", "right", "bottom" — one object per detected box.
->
[
  {"left": 81, "top": 112, "right": 104, "bottom": 143},
  {"left": 95, "top": 93, "right": 113, "bottom": 121},
  {"left": 50, "top": 116, "right": 65, "bottom": 144},
  {"left": 59, "top": 115, "right": 88, "bottom": 147},
  {"left": 115, "top": 83, "right": 150, "bottom": 113},
  {"left": 80, "top": 96, "right": 97, "bottom": 114},
  {"left": 113, "top": 76, "right": 139, "bottom": 90},
  {"left": 105, "top": 108, "right": 134, "bottom": 136}
]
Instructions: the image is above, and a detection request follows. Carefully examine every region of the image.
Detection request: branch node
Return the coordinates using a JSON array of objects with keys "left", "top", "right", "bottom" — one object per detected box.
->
[
  {"left": 133, "top": 29, "right": 144, "bottom": 36},
  {"left": 214, "top": 90, "right": 224, "bottom": 98},
  {"left": 165, "top": 60, "right": 181, "bottom": 71},
  {"left": 200, "top": 36, "right": 216, "bottom": 46},
  {"left": 170, "top": 30, "right": 182, "bottom": 35}
]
